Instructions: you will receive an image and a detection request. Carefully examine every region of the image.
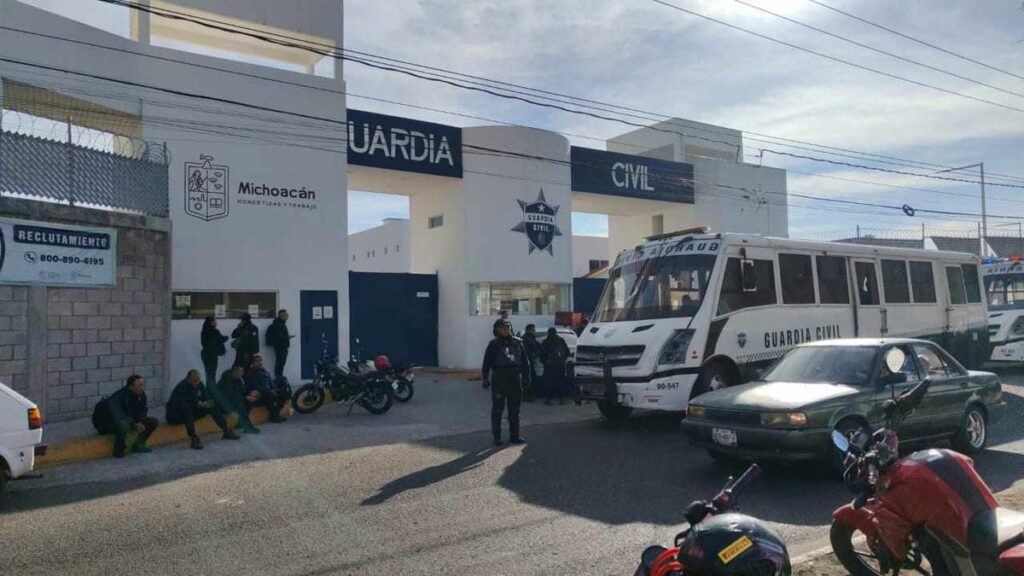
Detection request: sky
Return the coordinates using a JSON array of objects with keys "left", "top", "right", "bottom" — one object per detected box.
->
[
  {"left": 13, "top": 0, "right": 1024, "bottom": 240},
  {"left": 341, "top": 0, "right": 1024, "bottom": 240}
]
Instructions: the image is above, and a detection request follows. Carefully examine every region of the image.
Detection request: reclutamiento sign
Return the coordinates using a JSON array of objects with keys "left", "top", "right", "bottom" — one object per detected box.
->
[{"left": 0, "top": 217, "right": 117, "bottom": 286}]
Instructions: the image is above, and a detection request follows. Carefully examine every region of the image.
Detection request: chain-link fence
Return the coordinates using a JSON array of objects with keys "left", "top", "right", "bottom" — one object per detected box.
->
[
  {"left": 826, "top": 224, "right": 1024, "bottom": 257},
  {"left": 0, "top": 110, "right": 170, "bottom": 217}
]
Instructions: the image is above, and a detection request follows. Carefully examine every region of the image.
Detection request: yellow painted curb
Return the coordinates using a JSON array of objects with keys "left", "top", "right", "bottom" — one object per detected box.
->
[{"left": 37, "top": 405, "right": 293, "bottom": 469}]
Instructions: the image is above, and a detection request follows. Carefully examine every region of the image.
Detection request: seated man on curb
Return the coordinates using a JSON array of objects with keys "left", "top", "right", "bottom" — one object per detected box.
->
[
  {"left": 245, "top": 354, "right": 287, "bottom": 423},
  {"left": 211, "top": 364, "right": 260, "bottom": 434},
  {"left": 166, "top": 369, "right": 241, "bottom": 450},
  {"left": 91, "top": 374, "right": 159, "bottom": 458}
]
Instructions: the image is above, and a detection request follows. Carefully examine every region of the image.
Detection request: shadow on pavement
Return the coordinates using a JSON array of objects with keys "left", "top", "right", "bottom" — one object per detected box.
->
[{"left": 361, "top": 446, "right": 501, "bottom": 505}]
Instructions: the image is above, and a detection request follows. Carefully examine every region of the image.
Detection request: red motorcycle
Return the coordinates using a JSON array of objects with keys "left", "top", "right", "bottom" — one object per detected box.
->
[{"left": 830, "top": 350, "right": 1024, "bottom": 576}]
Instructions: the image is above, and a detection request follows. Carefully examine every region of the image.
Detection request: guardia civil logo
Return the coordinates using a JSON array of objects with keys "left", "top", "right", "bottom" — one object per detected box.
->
[
  {"left": 184, "top": 154, "right": 230, "bottom": 221},
  {"left": 511, "top": 189, "right": 562, "bottom": 255}
]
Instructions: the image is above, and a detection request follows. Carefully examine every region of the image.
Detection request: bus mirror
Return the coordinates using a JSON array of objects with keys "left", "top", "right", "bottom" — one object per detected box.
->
[{"left": 741, "top": 259, "right": 758, "bottom": 293}]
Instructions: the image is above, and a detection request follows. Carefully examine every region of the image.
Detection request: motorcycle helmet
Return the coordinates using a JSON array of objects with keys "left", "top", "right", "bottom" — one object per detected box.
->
[
  {"left": 374, "top": 355, "right": 392, "bottom": 371},
  {"left": 676, "top": 513, "right": 791, "bottom": 576}
]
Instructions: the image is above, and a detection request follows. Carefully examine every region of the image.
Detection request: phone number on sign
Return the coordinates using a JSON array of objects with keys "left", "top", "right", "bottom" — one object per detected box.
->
[{"left": 37, "top": 254, "right": 106, "bottom": 265}]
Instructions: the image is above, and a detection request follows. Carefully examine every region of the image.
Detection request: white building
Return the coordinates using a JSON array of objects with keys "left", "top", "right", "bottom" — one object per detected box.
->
[
  {"left": 2, "top": 0, "right": 788, "bottom": 372},
  {"left": 349, "top": 218, "right": 410, "bottom": 273}
]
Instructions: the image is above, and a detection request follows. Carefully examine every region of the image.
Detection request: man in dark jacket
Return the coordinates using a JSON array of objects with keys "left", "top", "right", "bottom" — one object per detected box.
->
[
  {"left": 91, "top": 375, "right": 159, "bottom": 458},
  {"left": 540, "top": 327, "right": 572, "bottom": 405},
  {"left": 231, "top": 313, "right": 259, "bottom": 370},
  {"left": 212, "top": 364, "right": 260, "bottom": 433},
  {"left": 521, "top": 324, "right": 541, "bottom": 403},
  {"left": 481, "top": 318, "right": 532, "bottom": 446},
  {"left": 265, "top": 309, "right": 293, "bottom": 380},
  {"left": 245, "top": 354, "right": 286, "bottom": 423},
  {"left": 166, "top": 369, "right": 240, "bottom": 449}
]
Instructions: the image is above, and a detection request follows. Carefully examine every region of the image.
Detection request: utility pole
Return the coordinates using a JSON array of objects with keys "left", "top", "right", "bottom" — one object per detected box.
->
[{"left": 936, "top": 162, "right": 986, "bottom": 256}]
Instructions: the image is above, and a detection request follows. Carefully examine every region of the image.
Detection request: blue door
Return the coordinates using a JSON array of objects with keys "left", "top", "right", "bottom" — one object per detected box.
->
[
  {"left": 349, "top": 272, "right": 438, "bottom": 367},
  {"left": 300, "top": 290, "right": 339, "bottom": 380}
]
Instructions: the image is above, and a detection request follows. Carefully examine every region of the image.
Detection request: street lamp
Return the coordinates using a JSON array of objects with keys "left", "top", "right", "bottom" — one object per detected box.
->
[{"left": 935, "top": 162, "right": 986, "bottom": 256}]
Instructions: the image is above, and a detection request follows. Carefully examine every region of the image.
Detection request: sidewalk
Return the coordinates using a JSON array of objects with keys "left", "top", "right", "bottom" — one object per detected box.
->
[
  {"left": 16, "top": 373, "right": 598, "bottom": 490},
  {"left": 793, "top": 478, "right": 1024, "bottom": 575}
]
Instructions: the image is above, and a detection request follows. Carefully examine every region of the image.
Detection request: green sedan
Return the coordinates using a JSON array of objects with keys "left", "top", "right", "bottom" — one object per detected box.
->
[{"left": 682, "top": 338, "right": 1003, "bottom": 464}]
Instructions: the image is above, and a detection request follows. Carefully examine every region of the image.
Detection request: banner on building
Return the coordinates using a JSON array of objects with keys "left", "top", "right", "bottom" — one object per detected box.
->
[
  {"left": 570, "top": 146, "right": 695, "bottom": 203},
  {"left": 0, "top": 217, "right": 117, "bottom": 286},
  {"left": 347, "top": 109, "right": 463, "bottom": 177}
]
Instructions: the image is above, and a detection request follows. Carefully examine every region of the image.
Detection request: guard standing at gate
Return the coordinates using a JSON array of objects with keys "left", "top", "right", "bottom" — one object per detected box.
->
[{"left": 481, "top": 318, "right": 532, "bottom": 446}]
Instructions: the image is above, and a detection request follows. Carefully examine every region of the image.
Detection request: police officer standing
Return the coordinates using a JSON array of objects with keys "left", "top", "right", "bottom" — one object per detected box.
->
[{"left": 481, "top": 318, "right": 532, "bottom": 446}]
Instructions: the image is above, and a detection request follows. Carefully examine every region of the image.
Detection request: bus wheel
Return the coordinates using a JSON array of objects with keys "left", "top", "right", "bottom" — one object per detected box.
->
[
  {"left": 597, "top": 400, "right": 633, "bottom": 422},
  {"left": 693, "top": 361, "right": 736, "bottom": 398}
]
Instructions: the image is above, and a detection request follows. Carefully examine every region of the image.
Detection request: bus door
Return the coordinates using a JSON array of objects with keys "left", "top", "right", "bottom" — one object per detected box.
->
[{"left": 852, "top": 259, "right": 884, "bottom": 337}]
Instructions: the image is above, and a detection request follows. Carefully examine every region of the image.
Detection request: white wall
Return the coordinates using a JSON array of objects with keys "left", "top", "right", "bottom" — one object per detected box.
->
[
  {"left": 572, "top": 235, "right": 609, "bottom": 277},
  {"left": 0, "top": 0, "right": 348, "bottom": 388},
  {"left": 349, "top": 218, "right": 410, "bottom": 273}
]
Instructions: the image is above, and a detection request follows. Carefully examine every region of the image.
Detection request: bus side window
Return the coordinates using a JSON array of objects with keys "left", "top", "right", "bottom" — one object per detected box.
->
[
  {"left": 816, "top": 255, "right": 850, "bottom": 304},
  {"left": 855, "top": 262, "right": 880, "bottom": 306},
  {"left": 881, "top": 260, "right": 910, "bottom": 304},
  {"left": 961, "top": 264, "right": 982, "bottom": 303},
  {"left": 909, "top": 261, "right": 937, "bottom": 303},
  {"left": 779, "top": 253, "right": 815, "bottom": 305},
  {"left": 718, "top": 257, "right": 777, "bottom": 315},
  {"left": 946, "top": 266, "right": 967, "bottom": 305}
]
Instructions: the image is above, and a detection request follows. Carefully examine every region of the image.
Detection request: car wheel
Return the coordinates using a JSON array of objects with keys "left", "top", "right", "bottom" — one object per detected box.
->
[
  {"left": 953, "top": 405, "right": 987, "bottom": 454},
  {"left": 693, "top": 361, "right": 736, "bottom": 398},
  {"left": 597, "top": 400, "right": 632, "bottom": 422}
]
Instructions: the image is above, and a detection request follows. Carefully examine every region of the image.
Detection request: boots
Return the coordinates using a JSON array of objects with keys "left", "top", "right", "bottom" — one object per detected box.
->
[{"left": 189, "top": 436, "right": 204, "bottom": 450}]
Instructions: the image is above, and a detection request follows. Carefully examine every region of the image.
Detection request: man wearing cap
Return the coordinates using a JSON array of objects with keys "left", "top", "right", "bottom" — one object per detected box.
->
[{"left": 481, "top": 318, "right": 532, "bottom": 446}]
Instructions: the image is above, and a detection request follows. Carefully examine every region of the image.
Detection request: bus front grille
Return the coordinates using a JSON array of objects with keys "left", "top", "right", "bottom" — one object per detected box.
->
[{"left": 575, "top": 345, "right": 646, "bottom": 367}]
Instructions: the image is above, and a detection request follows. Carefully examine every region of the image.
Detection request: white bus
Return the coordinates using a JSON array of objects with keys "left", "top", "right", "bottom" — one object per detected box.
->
[
  {"left": 575, "top": 230, "right": 990, "bottom": 420},
  {"left": 983, "top": 259, "right": 1024, "bottom": 362}
]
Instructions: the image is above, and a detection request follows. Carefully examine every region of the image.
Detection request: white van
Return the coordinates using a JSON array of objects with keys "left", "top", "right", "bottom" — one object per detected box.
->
[
  {"left": 0, "top": 381, "right": 45, "bottom": 492},
  {"left": 983, "top": 259, "right": 1024, "bottom": 362},
  {"left": 575, "top": 230, "right": 989, "bottom": 420}
]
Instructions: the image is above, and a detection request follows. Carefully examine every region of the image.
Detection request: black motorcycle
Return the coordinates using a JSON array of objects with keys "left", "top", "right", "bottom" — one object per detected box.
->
[{"left": 291, "top": 344, "right": 393, "bottom": 415}]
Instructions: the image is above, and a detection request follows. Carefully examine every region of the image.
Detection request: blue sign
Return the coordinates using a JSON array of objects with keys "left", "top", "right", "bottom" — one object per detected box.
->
[
  {"left": 570, "top": 146, "right": 694, "bottom": 203},
  {"left": 347, "top": 109, "right": 462, "bottom": 178}
]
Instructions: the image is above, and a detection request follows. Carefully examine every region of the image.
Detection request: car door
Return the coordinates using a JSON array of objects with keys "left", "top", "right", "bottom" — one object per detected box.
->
[
  {"left": 868, "top": 344, "right": 924, "bottom": 438},
  {"left": 911, "top": 343, "right": 970, "bottom": 438}
]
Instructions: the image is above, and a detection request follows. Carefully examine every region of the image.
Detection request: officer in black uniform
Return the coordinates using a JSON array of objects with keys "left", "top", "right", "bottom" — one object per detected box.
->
[{"left": 481, "top": 318, "right": 532, "bottom": 446}]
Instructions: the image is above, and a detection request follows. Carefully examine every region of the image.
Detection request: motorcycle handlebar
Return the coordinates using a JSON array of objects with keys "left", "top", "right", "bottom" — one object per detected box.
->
[{"left": 729, "top": 464, "right": 761, "bottom": 497}]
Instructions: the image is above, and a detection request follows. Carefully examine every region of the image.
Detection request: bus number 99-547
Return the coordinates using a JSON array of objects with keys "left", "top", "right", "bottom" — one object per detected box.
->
[{"left": 655, "top": 382, "right": 679, "bottom": 390}]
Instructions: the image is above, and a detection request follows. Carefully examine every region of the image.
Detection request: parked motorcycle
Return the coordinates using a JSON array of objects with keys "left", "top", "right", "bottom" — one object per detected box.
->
[
  {"left": 634, "top": 463, "right": 791, "bottom": 576},
  {"left": 830, "top": 348, "right": 1024, "bottom": 576},
  {"left": 348, "top": 339, "right": 415, "bottom": 403},
  {"left": 291, "top": 343, "right": 393, "bottom": 415}
]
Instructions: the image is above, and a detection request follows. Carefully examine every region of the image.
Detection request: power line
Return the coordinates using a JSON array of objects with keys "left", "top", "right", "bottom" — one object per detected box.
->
[
  {"left": 734, "top": 0, "right": 1024, "bottom": 102},
  {"left": 94, "top": 0, "right": 1024, "bottom": 185},
  {"left": 807, "top": 0, "right": 1024, "bottom": 84},
  {"left": 649, "top": 0, "right": 1024, "bottom": 115}
]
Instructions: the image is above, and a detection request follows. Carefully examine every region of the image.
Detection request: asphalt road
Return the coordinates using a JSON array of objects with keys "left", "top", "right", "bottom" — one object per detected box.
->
[{"left": 2, "top": 369, "right": 1024, "bottom": 575}]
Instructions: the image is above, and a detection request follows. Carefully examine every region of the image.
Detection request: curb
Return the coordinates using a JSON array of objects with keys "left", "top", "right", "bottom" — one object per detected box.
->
[{"left": 36, "top": 405, "right": 291, "bottom": 469}]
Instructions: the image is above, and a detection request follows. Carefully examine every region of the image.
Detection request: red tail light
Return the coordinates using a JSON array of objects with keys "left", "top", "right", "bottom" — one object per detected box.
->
[{"left": 28, "top": 407, "right": 42, "bottom": 430}]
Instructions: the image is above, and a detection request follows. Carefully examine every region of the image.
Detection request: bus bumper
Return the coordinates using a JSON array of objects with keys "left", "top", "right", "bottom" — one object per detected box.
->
[{"left": 576, "top": 373, "right": 698, "bottom": 412}]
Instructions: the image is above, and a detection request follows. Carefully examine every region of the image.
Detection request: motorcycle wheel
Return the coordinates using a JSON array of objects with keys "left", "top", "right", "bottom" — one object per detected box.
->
[
  {"left": 292, "top": 383, "right": 326, "bottom": 414},
  {"left": 392, "top": 377, "right": 415, "bottom": 403},
  {"left": 361, "top": 380, "right": 394, "bottom": 415},
  {"left": 831, "top": 522, "right": 947, "bottom": 576}
]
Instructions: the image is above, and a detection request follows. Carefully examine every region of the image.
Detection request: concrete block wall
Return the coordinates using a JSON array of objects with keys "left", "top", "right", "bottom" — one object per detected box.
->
[{"left": 1, "top": 199, "right": 171, "bottom": 423}]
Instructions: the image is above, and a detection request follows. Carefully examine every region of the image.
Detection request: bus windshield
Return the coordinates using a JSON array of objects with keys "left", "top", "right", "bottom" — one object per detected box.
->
[
  {"left": 986, "top": 274, "right": 1024, "bottom": 310},
  {"left": 594, "top": 254, "right": 716, "bottom": 322}
]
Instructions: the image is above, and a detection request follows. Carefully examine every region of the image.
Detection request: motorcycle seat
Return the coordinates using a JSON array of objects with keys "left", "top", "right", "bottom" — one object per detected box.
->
[{"left": 967, "top": 507, "right": 1024, "bottom": 558}]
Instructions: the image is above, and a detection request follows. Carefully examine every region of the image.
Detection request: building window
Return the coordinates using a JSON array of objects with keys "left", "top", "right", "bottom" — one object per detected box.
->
[
  {"left": 779, "top": 253, "right": 815, "bottom": 305},
  {"left": 351, "top": 254, "right": 356, "bottom": 261},
  {"left": 909, "top": 261, "right": 936, "bottom": 303},
  {"left": 396, "top": 244, "right": 401, "bottom": 252},
  {"left": 367, "top": 251, "right": 371, "bottom": 258},
  {"left": 588, "top": 259, "right": 609, "bottom": 272},
  {"left": 470, "top": 283, "right": 570, "bottom": 316},
  {"left": 816, "top": 255, "right": 849, "bottom": 304},
  {"left": 881, "top": 260, "right": 910, "bottom": 304},
  {"left": 717, "top": 258, "right": 777, "bottom": 315},
  {"left": 172, "top": 291, "right": 277, "bottom": 320},
  {"left": 428, "top": 214, "right": 444, "bottom": 229},
  {"left": 384, "top": 246, "right": 388, "bottom": 255}
]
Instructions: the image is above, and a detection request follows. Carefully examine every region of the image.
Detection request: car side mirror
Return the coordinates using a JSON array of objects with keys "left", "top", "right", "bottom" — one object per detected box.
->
[
  {"left": 880, "top": 372, "right": 908, "bottom": 387},
  {"left": 741, "top": 259, "right": 758, "bottom": 293}
]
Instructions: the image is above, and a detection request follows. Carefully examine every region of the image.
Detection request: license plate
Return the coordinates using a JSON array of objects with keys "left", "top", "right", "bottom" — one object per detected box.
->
[{"left": 712, "top": 428, "right": 737, "bottom": 447}]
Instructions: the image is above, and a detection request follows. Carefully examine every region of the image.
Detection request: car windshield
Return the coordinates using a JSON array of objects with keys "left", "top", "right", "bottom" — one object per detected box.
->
[
  {"left": 593, "top": 253, "right": 716, "bottom": 322},
  {"left": 763, "top": 346, "right": 878, "bottom": 386},
  {"left": 985, "top": 274, "right": 1024, "bottom": 310}
]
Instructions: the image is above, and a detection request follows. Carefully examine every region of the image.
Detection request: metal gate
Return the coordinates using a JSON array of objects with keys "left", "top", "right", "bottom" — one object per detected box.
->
[{"left": 349, "top": 272, "right": 439, "bottom": 367}]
